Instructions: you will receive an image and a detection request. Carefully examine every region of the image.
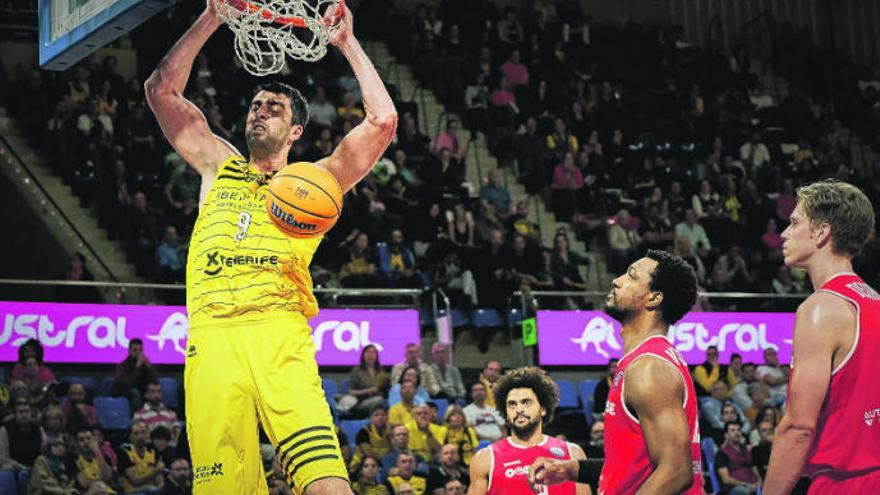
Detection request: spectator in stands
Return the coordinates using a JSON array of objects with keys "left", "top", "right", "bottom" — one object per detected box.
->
[
  {"left": 551, "top": 152, "right": 584, "bottom": 219},
  {"left": 479, "top": 170, "right": 511, "bottom": 217},
  {"left": 78, "top": 97, "right": 114, "bottom": 143},
  {"left": 447, "top": 203, "right": 475, "bottom": 248},
  {"left": 350, "top": 404, "right": 392, "bottom": 471},
  {"left": 608, "top": 209, "right": 641, "bottom": 275},
  {"left": 90, "top": 425, "right": 118, "bottom": 470},
  {"left": 748, "top": 406, "right": 780, "bottom": 448},
  {"left": 73, "top": 427, "right": 114, "bottom": 492},
  {"left": 12, "top": 340, "right": 56, "bottom": 385},
  {"left": 42, "top": 405, "right": 69, "bottom": 449},
  {"left": 638, "top": 204, "right": 675, "bottom": 251},
  {"left": 739, "top": 131, "right": 771, "bottom": 172},
  {"left": 125, "top": 191, "right": 160, "bottom": 275},
  {"left": 162, "top": 457, "right": 193, "bottom": 495},
  {"left": 133, "top": 381, "right": 179, "bottom": 444},
  {"left": 643, "top": 187, "right": 669, "bottom": 220},
  {"left": 338, "top": 91, "right": 366, "bottom": 123},
  {"left": 390, "top": 366, "right": 430, "bottom": 408},
  {"left": 0, "top": 398, "right": 42, "bottom": 469},
  {"left": 157, "top": 225, "right": 185, "bottom": 283},
  {"left": 700, "top": 381, "right": 745, "bottom": 434},
  {"left": 715, "top": 421, "right": 762, "bottom": 495},
  {"left": 150, "top": 425, "right": 176, "bottom": 467},
  {"left": 478, "top": 361, "right": 503, "bottom": 410},
  {"left": 760, "top": 218, "right": 784, "bottom": 256},
  {"left": 712, "top": 245, "right": 755, "bottom": 292},
  {"left": 351, "top": 455, "right": 390, "bottom": 495},
  {"left": 378, "top": 229, "right": 423, "bottom": 289},
  {"left": 550, "top": 231, "right": 589, "bottom": 294},
  {"left": 489, "top": 76, "right": 518, "bottom": 113},
  {"left": 441, "top": 406, "right": 478, "bottom": 466},
  {"left": 62, "top": 383, "right": 98, "bottom": 433},
  {"left": 112, "top": 338, "right": 159, "bottom": 411},
  {"left": 500, "top": 50, "right": 529, "bottom": 88},
  {"left": 118, "top": 421, "right": 164, "bottom": 494},
  {"left": 731, "top": 363, "right": 759, "bottom": 412},
  {"left": 346, "top": 344, "right": 390, "bottom": 415},
  {"left": 28, "top": 436, "right": 78, "bottom": 495},
  {"left": 16, "top": 356, "right": 53, "bottom": 407},
  {"left": 508, "top": 234, "right": 544, "bottom": 290},
  {"left": 381, "top": 426, "right": 424, "bottom": 478},
  {"left": 750, "top": 420, "right": 774, "bottom": 479},
  {"left": 673, "top": 236, "right": 707, "bottom": 285},
  {"left": 546, "top": 118, "right": 579, "bottom": 159},
  {"left": 389, "top": 381, "right": 419, "bottom": 426},
  {"left": 497, "top": 7, "right": 524, "bottom": 46},
  {"left": 774, "top": 178, "right": 796, "bottom": 225},
  {"left": 387, "top": 451, "right": 428, "bottom": 495},
  {"left": 405, "top": 405, "right": 444, "bottom": 463},
  {"left": 584, "top": 421, "right": 605, "bottom": 459},
  {"left": 433, "top": 118, "right": 466, "bottom": 161},
  {"left": 470, "top": 229, "right": 515, "bottom": 312},
  {"left": 308, "top": 86, "right": 337, "bottom": 129},
  {"left": 462, "top": 382, "right": 505, "bottom": 443},
  {"left": 444, "top": 479, "right": 466, "bottom": 495},
  {"left": 427, "top": 443, "right": 469, "bottom": 493},
  {"left": 692, "top": 179, "right": 720, "bottom": 219},
  {"left": 473, "top": 203, "right": 506, "bottom": 246},
  {"left": 674, "top": 209, "right": 711, "bottom": 258},
  {"left": 391, "top": 343, "right": 440, "bottom": 396},
  {"left": 397, "top": 112, "right": 431, "bottom": 159},
  {"left": 429, "top": 343, "right": 465, "bottom": 402},
  {"left": 756, "top": 347, "right": 789, "bottom": 404},
  {"left": 338, "top": 232, "right": 382, "bottom": 288},
  {"left": 693, "top": 346, "right": 726, "bottom": 396},
  {"left": 592, "top": 359, "right": 618, "bottom": 422},
  {"left": 507, "top": 201, "right": 539, "bottom": 242},
  {"left": 163, "top": 163, "right": 199, "bottom": 211}
]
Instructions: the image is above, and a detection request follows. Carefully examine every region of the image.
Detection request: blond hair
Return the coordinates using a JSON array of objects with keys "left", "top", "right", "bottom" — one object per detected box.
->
[{"left": 796, "top": 180, "right": 875, "bottom": 257}]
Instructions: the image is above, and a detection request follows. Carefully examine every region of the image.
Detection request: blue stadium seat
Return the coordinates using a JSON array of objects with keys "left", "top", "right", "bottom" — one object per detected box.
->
[
  {"left": 555, "top": 379, "right": 580, "bottom": 409},
  {"left": 100, "top": 377, "right": 115, "bottom": 395},
  {"left": 93, "top": 396, "right": 132, "bottom": 430},
  {"left": 0, "top": 470, "right": 17, "bottom": 495},
  {"left": 578, "top": 379, "right": 601, "bottom": 420},
  {"left": 472, "top": 309, "right": 503, "bottom": 328},
  {"left": 322, "top": 379, "right": 337, "bottom": 403},
  {"left": 698, "top": 396, "right": 713, "bottom": 409},
  {"left": 338, "top": 379, "right": 350, "bottom": 395},
  {"left": 18, "top": 468, "right": 30, "bottom": 491},
  {"left": 61, "top": 376, "right": 97, "bottom": 393},
  {"left": 701, "top": 437, "right": 721, "bottom": 494},
  {"left": 339, "top": 419, "right": 368, "bottom": 452},
  {"left": 476, "top": 440, "right": 492, "bottom": 451},
  {"left": 438, "top": 308, "right": 470, "bottom": 328},
  {"left": 433, "top": 398, "right": 449, "bottom": 422},
  {"left": 508, "top": 308, "right": 524, "bottom": 326},
  {"left": 159, "top": 377, "right": 179, "bottom": 409}
]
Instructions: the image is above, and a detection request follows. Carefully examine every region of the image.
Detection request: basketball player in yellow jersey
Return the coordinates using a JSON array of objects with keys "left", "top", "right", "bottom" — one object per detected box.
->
[{"left": 144, "top": 2, "right": 396, "bottom": 494}]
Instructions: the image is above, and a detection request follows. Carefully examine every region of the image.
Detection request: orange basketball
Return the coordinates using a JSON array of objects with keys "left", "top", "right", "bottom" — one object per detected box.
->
[{"left": 266, "top": 162, "right": 343, "bottom": 238}]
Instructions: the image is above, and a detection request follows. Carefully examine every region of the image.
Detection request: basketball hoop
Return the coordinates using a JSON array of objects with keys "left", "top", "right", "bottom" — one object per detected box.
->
[{"left": 212, "top": 0, "right": 345, "bottom": 76}]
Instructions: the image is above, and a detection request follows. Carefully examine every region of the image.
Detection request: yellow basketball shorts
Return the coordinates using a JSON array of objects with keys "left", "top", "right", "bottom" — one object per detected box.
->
[{"left": 184, "top": 313, "right": 348, "bottom": 494}]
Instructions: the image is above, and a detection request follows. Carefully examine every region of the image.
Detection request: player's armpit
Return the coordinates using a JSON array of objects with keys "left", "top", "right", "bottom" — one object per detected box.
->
[
  {"left": 467, "top": 446, "right": 492, "bottom": 495},
  {"left": 625, "top": 358, "right": 694, "bottom": 495}
]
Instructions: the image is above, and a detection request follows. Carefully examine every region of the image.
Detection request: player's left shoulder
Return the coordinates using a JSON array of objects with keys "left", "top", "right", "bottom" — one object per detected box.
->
[{"left": 566, "top": 441, "right": 587, "bottom": 460}]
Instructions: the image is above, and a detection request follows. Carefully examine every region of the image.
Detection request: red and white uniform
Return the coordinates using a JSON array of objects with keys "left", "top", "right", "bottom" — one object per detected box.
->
[
  {"left": 488, "top": 435, "right": 577, "bottom": 495},
  {"left": 801, "top": 273, "right": 880, "bottom": 491},
  {"left": 600, "top": 335, "right": 703, "bottom": 495}
]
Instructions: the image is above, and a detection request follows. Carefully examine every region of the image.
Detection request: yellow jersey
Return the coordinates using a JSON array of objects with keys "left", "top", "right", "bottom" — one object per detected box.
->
[{"left": 186, "top": 155, "right": 322, "bottom": 325}]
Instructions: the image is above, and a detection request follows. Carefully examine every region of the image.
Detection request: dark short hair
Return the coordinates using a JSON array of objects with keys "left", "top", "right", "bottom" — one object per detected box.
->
[
  {"left": 724, "top": 420, "right": 741, "bottom": 433},
  {"left": 493, "top": 367, "right": 559, "bottom": 424},
  {"left": 251, "top": 81, "right": 309, "bottom": 127},
  {"left": 398, "top": 365, "right": 421, "bottom": 386},
  {"left": 743, "top": 362, "right": 757, "bottom": 370},
  {"left": 151, "top": 425, "right": 171, "bottom": 441},
  {"left": 645, "top": 249, "right": 698, "bottom": 325},
  {"left": 130, "top": 338, "right": 144, "bottom": 346},
  {"left": 370, "top": 403, "right": 388, "bottom": 414}
]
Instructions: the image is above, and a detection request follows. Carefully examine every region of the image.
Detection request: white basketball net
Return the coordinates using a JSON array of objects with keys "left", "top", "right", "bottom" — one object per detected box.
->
[{"left": 213, "top": 0, "right": 343, "bottom": 76}]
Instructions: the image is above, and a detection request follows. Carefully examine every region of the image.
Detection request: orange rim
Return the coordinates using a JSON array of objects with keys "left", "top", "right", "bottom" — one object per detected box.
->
[{"left": 223, "top": 0, "right": 345, "bottom": 28}]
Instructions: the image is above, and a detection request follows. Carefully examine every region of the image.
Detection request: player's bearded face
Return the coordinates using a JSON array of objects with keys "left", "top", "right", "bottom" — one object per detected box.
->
[
  {"left": 506, "top": 388, "right": 544, "bottom": 439},
  {"left": 246, "top": 92, "right": 294, "bottom": 156},
  {"left": 604, "top": 258, "right": 656, "bottom": 323}
]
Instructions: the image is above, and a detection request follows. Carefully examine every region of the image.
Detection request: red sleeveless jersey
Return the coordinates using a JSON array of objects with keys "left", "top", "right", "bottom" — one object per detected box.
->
[
  {"left": 801, "top": 273, "right": 880, "bottom": 477},
  {"left": 488, "top": 435, "right": 576, "bottom": 495},
  {"left": 600, "top": 335, "right": 703, "bottom": 495}
]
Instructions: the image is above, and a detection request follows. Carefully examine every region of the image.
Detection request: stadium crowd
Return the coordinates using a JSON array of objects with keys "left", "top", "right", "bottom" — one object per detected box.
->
[{"left": 3, "top": 336, "right": 795, "bottom": 495}]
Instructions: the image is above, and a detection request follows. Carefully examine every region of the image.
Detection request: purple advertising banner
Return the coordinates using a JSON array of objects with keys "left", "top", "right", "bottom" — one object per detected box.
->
[
  {"left": 537, "top": 310, "right": 795, "bottom": 366},
  {"left": 0, "top": 301, "right": 419, "bottom": 366}
]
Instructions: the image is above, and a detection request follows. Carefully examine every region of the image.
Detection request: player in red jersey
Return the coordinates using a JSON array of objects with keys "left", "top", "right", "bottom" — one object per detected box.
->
[
  {"left": 763, "top": 180, "right": 879, "bottom": 495},
  {"left": 467, "top": 367, "right": 589, "bottom": 495},
  {"left": 529, "top": 250, "right": 702, "bottom": 495}
]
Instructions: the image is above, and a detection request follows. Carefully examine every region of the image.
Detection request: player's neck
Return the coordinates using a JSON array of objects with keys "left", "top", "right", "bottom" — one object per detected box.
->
[
  {"left": 249, "top": 152, "right": 288, "bottom": 173},
  {"left": 508, "top": 430, "right": 545, "bottom": 448},
  {"left": 620, "top": 313, "right": 667, "bottom": 355},
  {"left": 805, "top": 253, "right": 854, "bottom": 289}
]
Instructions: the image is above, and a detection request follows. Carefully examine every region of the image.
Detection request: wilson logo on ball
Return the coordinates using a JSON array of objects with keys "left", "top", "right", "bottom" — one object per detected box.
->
[{"left": 270, "top": 202, "right": 317, "bottom": 231}]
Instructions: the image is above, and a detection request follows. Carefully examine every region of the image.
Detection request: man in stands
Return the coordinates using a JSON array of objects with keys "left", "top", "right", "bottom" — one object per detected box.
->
[
  {"left": 427, "top": 444, "right": 469, "bottom": 493},
  {"left": 350, "top": 404, "right": 392, "bottom": 472},
  {"left": 429, "top": 343, "right": 465, "bottom": 402},
  {"left": 0, "top": 398, "right": 41, "bottom": 469},
  {"left": 405, "top": 405, "right": 444, "bottom": 465},
  {"left": 112, "top": 338, "right": 159, "bottom": 411},
  {"left": 755, "top": 347, "right": 788, "bottom": 405},
  {"left": 715, "top": 421, "right": 761, "bottom": 494},
  {"left": 390, "top": 380, "right": 419, "bottom": 426},
  {"left": 391, "top": 343, "right": 441, "bottom": 397},
  {"left": 118, "top": 420, "right": 165, "bottom": 494},
  {"left": 382, "top": 425, "right": 426, "bottom": 479},
  {"left": 62, "top": 382, "right": 98, "bottom": 433},
  {"left": 163, "top": 457, "right": 194, "bottom": 495},
  {"left": 73, "top": 427, "right": 114, "bottom": 492},
  {"left": 477, "top": 361, "right": 503, "bottom": 409},
  {"left": 387, "top": 451, "right": 428, "bottom": 495},
  {"left": 462, "top": 382, "right": 506, "bottom": 443},
  {"left": 133, "top": 380, "right": 180, "bottom": 445}
]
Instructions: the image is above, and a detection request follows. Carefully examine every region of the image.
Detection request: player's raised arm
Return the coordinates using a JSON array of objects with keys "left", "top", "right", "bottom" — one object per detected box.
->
[
  {"left": 467, "top": 446, "right": 492, "bottom": 495},
  {"left": 317, "top": 7, "right": 397, "bottom": 193},
  {"left": 626, "top": 358, "right": 694, "bottom": 495},
  {"left": 763, "top": 293, "right": 848, "bottom": 495},
  {"left": 144, "top": 3, "right": 237, "bottom": 175}
]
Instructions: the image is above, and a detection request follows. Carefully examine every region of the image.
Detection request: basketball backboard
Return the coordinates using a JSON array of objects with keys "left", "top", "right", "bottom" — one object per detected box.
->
[{"left": 39, "top": 0, "right": 180, "bottom": 70}]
